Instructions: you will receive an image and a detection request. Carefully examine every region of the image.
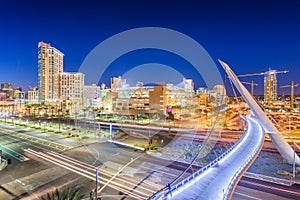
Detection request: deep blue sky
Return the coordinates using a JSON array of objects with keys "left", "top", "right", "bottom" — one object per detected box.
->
[{"left": 0, "top": 0, "right": 299, "bottom": 95}]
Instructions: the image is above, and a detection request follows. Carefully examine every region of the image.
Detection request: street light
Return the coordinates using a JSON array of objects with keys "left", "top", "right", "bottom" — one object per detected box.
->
[{"left": 95, "top": 168, "right": 99, "bottom": 200}]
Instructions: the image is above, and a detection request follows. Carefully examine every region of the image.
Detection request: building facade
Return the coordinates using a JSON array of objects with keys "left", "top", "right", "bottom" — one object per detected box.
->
[
  {"left": 27, "top": 88, "right": 39, "bottom": 105},
  {"left": 59, "top": 72, "right": 84, "bottom": 112},
  {"left": 264, "top": 70, "right": 277, "bottom": 105},
  {"left": 84, "top": 84, "right": 101, "bottom": 107},
  {"left": 38, "top": 41, "right": 64, "bottom": 103},
  {"left": 0, "top": 82, "right": 14, "bottom": 99}
]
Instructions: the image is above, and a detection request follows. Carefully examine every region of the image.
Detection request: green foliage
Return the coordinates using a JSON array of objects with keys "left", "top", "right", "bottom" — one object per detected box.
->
[{"left": 41, "top": 188, "right": 84, "bottom": 200}]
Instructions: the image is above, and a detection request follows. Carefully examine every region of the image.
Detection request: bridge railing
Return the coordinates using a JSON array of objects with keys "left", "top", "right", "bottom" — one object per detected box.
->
[
  {"left": 149, "top": 117, "right": 249, "bottom": 200},
  {"left": 222, "top": 117, "right": 264, "bottom": 200}
]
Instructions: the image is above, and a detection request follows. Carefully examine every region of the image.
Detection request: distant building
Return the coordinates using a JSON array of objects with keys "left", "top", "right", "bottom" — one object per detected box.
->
[
  {"left": 38, "top": 41, "right": 64, "bottom": 103},
  {"left": 59, "top": 72, "right": 84, "bottom": 112},
  {"left": 183, "top": 78, "right": 194, "bottom": 93},
  {"left": 84, "top": 84, "right": 101, "bottom": 107},
  {"left": 209, "top": 85, "right": 226, "bottom": 106},
  {"left": 111, "top": 76, "right": 128, "bottom": 91},
  {"left": 196, "top": 87, "right": 209, "bottom": 95},
  {"left": 149, "top": 83, "right": 167, "bottom": 115},
  {"left": 264, "top": 70, "right": 277, "bottom": 105},
  {"left": 0, "top": 93, "right": 6, "bottom": 101},
  {"left": 0, "top": 82, "right": 13, "bottom": 99},
  {"left": 110, "top": 77, "right": 206, "bottom": 118},
  {"left": 27, "top": 87, "right": 39, "bottom": 105}
]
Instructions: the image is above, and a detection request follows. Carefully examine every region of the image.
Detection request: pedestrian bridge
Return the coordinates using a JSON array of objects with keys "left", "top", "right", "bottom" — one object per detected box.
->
[{"left": 150, "top": 115, "right": 264, "bottom": 200}]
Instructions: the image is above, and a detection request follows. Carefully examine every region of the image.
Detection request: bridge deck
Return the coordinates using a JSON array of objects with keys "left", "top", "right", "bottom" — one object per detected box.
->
[{"left": 170, "top": 116, "right": 264, "bottom": 200}]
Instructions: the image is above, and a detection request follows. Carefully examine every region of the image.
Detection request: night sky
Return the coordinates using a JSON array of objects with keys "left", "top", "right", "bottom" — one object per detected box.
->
[{"left": 0, "top": 0, "right": 299, "bottom": 95}]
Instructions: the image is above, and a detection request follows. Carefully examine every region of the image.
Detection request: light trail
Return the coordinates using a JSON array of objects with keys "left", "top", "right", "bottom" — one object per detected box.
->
[
  {"left": 25, "top": 149, "right": 157, "bottom": 199},
  {"left": 48, "top": 151, "right": 160, "bottom": 192},
  {"left": 240, "top": 179, "right": 300, "bottom": 196},
  {"left": 25, "top": 148, "right": 148, "bottom": 200},
  {"left": 48, "top": 150, "right": 161, "bottom": 191}
]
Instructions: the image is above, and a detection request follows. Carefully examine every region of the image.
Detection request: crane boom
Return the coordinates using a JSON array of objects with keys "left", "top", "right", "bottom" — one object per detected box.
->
[
  {"left": 241, "top": 81, "right": 258, "bottom": 86},
  {"left": 237, "top": 72, "right": 264, "bottom": 77},
  {"left": 237, "top": 69, "right": 289, "bottom": 77}
]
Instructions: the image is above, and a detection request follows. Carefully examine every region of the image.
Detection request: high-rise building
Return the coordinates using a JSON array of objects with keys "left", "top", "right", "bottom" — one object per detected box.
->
[
  {"left": 59, "top": 72, "right": 84, "bottom": 112},
  {"left": 38, "top": 41, "right": 64, "bottom": 103},
  {"left": 264, "top": 70, "right": 277, "bottom": 104}
]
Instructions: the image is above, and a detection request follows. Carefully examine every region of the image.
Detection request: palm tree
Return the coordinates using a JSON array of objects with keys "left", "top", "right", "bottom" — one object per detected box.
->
[{"left": 41, "top": 187, "right": 84, "bottom": 200}]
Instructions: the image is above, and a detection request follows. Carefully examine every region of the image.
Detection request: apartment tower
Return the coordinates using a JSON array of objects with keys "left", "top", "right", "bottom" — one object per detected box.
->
[{"left": 38, "top": 41, "right": 64, "bottom": 103}]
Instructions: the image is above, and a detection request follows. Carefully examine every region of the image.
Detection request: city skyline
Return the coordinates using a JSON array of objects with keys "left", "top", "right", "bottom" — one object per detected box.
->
[
  {"left": 0, "top": 0, "right": 299, "bottom": 95},
  {"left": 1, "top": 1, "right": 300, "bottom": 199}
]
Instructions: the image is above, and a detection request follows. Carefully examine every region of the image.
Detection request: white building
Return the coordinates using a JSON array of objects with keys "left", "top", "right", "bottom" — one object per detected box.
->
[
  {"left": 27, "top": 88, "right": 39, "bottom": 105},
  {"left": 209, "top": 85, "right": 226, "bottom": 106},
  {"left": 84, "top": 84, "right": 101, "bottom": 107},
  {"left": 59, "top": 72, "right": 84, "bottom": 112}
]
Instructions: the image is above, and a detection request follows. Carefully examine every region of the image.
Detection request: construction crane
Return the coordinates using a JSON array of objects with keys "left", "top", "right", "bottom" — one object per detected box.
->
[
  {"left": 237, "top": 69, "right": 289, "bottom": 77},
  {"left": 237, "top": 69, "right": 289, "bottom": 104},
  {"left": 280, "top": 81, "right": 299, "bottom": 109},
  {"left": 241, "top": 80, "right": 258, "bottom": 96}
]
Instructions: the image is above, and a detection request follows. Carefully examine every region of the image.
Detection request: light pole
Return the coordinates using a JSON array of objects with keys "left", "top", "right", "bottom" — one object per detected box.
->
[{"left": 95, "top": 168, "right": 99, "bottom": 200}]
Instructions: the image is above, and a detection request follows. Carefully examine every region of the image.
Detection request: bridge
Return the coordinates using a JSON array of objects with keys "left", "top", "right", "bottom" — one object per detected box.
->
[
  {"left": 150, "top": 115, "right": 264, "bottom": 199},
  {"left": 150, "top": 60, "right": 299, "bottom": 199}
]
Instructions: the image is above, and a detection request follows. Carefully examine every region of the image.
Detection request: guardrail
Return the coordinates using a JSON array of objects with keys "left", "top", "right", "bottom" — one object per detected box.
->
[{"left": 149, "top": 117, "right": 249, "bottom": 200}]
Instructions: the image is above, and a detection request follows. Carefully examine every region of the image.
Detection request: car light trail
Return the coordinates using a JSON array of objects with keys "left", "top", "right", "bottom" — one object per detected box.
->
[{"left": 25, "top": 148, "right": 158, "bottom": 199}]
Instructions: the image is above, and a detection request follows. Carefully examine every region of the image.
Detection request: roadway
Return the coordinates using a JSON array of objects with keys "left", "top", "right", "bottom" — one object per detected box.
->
[
  {"left": 233, "top": 177, "right": 300, "bottom": 200},
  {"left": 1, "top": 119, "right": 299, "bottom": 200},
  {"left": 0, "top": 122, "right": 201, "bottom": 199}
]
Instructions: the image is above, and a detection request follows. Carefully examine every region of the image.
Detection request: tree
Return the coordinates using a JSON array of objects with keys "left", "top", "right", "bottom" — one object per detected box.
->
[{"left": 41, "top": 187, "right": 84, "bottom": 200}]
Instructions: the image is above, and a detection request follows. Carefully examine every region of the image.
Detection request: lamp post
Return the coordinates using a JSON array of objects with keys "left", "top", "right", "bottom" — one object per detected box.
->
[{"left": 95, "top": 168, "right": 100, "bottom": 200}]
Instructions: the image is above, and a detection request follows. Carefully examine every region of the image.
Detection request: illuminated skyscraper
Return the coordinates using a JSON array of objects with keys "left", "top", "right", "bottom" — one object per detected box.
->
[
  {"left": 264, "top": 70, "right": 277, "bottom": 104},
  {"left": 38, "top": 41, "right": 64, "bottom": 103}
]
